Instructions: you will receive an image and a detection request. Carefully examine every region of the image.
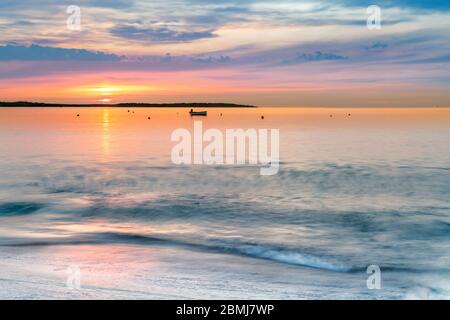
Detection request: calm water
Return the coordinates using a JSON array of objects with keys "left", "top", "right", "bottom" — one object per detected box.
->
[{"left": 0, "top": 107, "right": 449, "bottom": 299}]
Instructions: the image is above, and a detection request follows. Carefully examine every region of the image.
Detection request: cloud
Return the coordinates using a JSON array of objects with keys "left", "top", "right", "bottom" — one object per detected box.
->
[
  {"left": 0, "top": 44, "right": 122, "bottom": 61},
  {"left": 365, "top": 42, "right": 389, "bottom": 51},
  {"left": 0, "top": 0, "right": 132, "bottom": 10},
  {"left": 282, "top": 51, "right": 348, "bottom": 64},
  {"left": 334, "top": 0, "right": 450, "bottom": 11},
  {"left": 161, "top": 53, "right": 172, "bottom": 62},
  {"left": 407, "top": 54, "right": 450, "bottom": 64},
  {"left": 300, "top": 51, "right": 348, "bottom": 61},
  {"left": 111, "top": 25, "right": 216, "bottom": 43},
  {"left": 191, "top": 55, "right": 231, "bottom": 63},
  {"left": 87, "top": 0, "right": 133, "bottom": 9}
]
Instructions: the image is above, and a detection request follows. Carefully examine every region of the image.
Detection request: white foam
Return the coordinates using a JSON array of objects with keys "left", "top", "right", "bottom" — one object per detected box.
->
[{"left": 237, "top": 245, "right": 351, "bottom": 272}]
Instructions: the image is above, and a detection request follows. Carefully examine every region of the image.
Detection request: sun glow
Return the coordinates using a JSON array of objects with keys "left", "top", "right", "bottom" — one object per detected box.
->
[
  {"left": 68, "top": 84, "right": 158, "bottom": 99},
  {"left": 91, "top": 86, "right": 123, "bottom": 94}
]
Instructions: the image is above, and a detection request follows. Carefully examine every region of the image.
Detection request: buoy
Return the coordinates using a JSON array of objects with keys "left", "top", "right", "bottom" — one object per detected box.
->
[
  {"left": 261, "top": 116, "right": 265, "bottom": 120},
  {"left": 77, "top": 114, "right": 80, "bottom": 117},
  {"left": 148, "top": 117, "right": 151, "bottom": 120}
]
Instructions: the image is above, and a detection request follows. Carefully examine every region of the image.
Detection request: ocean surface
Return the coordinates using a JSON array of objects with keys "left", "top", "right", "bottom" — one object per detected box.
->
[{"left": 0, "top": 107, "right": 449, "bottom": 299}]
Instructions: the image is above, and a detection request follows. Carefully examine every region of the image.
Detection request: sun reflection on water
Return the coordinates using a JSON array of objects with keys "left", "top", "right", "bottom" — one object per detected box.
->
[{"left": 102, "top": 109, "right": 110, "bottom": 155}]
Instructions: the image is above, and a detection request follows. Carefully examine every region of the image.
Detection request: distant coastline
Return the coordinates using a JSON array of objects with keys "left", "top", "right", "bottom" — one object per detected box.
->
[{"left": 0, "top": 101, "right": 257, "bottom": 108}]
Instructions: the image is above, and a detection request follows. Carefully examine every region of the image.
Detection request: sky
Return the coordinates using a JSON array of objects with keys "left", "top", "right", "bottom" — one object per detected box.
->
[{"left": 0, "top": 0, "right": 449, "bottom": 107}]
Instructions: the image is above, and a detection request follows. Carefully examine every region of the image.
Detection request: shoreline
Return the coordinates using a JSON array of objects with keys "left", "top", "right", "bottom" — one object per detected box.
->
[
  {"left": 0, "top": 102, "right": 258, "bottom": 108},
  {"left": 0, "top": 243, "right": 403, "bottom": 300},
  {"left": 1, "top": 105, "right": 450, "bottom": 109}
]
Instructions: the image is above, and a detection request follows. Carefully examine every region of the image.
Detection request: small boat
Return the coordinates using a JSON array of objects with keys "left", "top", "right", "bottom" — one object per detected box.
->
[{"left": 189, "top": 109, "right": 207, "bottom": 116}]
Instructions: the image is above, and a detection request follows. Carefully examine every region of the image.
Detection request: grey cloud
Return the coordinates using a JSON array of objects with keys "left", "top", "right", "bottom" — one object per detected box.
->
[
  {"left": 0, "top": 0, "right": 132, "bottom": 9},
  {"left": 161, "top": 53, "right": 172, "bottom": 62},
  {"left": 0, "top": 44, "right": 122, "bottom": 61},
  {"left": 111, "top": 25, "right": 216, "bottom": 43},
  {"left": 191, "top": 55, "right": 231, "bottom": 63},
  {"left": 333, "top": 0, "right": 450, "bottom": 11},
  {"left": 407, "top": 54, "right": 450, "bottom": 64},
  {"left": 365, "top": 42, "right": 389, "bottom": 51},
  {"left": 282, "top": 51, "right": 348, "bottom": 64}
]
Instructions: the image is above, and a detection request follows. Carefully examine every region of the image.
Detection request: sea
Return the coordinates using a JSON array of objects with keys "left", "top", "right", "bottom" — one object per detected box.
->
[{"left": 0, "top": 107, "right": 449, "bottom": 299}]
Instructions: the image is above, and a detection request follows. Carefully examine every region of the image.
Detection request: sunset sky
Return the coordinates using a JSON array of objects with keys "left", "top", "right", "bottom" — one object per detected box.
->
[{"left": 0, "top": 0, "right": 449, "bottom": 107}]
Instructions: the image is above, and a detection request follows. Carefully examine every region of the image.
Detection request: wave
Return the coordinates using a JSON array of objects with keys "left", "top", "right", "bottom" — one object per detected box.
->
[
  {"left": 234, "top": 245, "right": 351, "bottom": 272},
  {"left": 15, "top": 161, "right": 449, "bottom": 199},
  {"left": 0, "top": 231, "right": 352, "bottom": 273},
  {"left": 404, "top": 284, "right": 450, "bottom": 300}
]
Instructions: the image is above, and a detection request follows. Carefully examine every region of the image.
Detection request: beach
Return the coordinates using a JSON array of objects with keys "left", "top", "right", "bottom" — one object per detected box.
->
[{"left": 0, "top": 243, "right": 409, "bottom": 300}]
